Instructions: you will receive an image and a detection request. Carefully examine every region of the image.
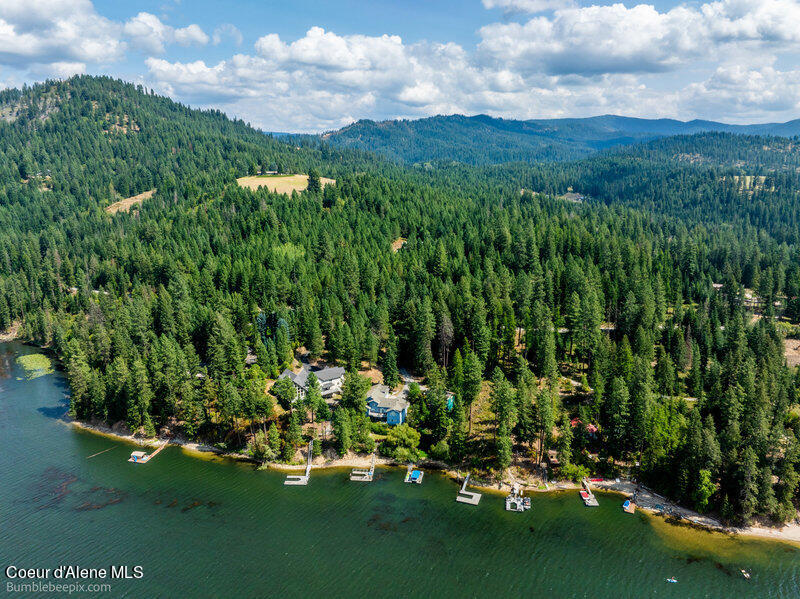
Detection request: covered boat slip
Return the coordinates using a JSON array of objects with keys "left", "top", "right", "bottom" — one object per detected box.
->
[
  {"left": 404, "top": 464, "right": 424, "bottom": 484},
  {"left": 128, "top": 440, "right": 169, "bottom": 464}
]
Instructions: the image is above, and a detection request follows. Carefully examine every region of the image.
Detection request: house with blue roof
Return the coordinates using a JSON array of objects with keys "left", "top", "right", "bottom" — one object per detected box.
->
[{"left": 366, "top": 384, "right": 409, "bottom": 426}]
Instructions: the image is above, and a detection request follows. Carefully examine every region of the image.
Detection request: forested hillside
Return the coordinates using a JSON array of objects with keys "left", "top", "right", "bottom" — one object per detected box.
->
[
  {"left": 493, "top": 133, "right": 800, "bottom": 246},
  {"left": 1, "top": 77, "right": 799, "bottom": 527},
  {"left": 0, "top": 76, "right": 369, "bottom": 235},
  {"left": 323, "top": 113, "right": 800, "bottom": 165}
]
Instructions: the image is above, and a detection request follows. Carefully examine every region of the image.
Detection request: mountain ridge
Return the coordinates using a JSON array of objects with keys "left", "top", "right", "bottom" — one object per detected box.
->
[{"left": 323, "top": 113, "right": 800, "bottom": 165}]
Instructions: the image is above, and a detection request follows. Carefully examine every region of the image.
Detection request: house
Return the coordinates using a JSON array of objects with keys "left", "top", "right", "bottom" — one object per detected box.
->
[
  {"left": 570, "top": 418, "right": 598, "bottom": 436},
  {"left": 366, "top": 384, "right": 410, "bottom": 426},
  {"left": 278, "top": 364, "right": 346, "bottom": 401}
]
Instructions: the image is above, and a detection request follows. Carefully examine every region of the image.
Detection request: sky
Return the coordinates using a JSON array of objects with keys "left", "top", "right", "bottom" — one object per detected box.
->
[{"left": 1, "top": 0, "right": 800, "bottom": 132}]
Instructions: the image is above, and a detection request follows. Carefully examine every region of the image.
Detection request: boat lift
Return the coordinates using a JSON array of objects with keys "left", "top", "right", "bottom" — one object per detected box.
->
[{"left": 350, "top": 452, "right": 376, "bottom": 482}]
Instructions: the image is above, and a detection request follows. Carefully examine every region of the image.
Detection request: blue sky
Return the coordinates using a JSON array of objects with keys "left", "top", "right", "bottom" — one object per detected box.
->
[{"left": 2, "top": 0, "right": 800, "bottom": 132}]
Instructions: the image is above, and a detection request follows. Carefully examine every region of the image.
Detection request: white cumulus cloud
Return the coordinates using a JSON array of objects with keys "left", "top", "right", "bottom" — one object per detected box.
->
[
  {"left": 0, "top": 0, "right": 124, "bottom": 73},
  {"left": 124, "top": 12, "right": 208, "bottom": 54}
]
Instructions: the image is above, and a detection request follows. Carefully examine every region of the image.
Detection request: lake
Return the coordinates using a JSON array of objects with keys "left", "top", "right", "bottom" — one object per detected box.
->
[{"left": 1, "top": 342, "right": 798, "bottom": 598}]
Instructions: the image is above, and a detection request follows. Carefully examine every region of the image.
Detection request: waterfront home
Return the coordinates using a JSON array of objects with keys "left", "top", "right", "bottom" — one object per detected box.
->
[
  {"left": 279, "top": 364, "right": 346, "bottom": 401},
  {"left": 366, "top": 384, "right": 409, "bottom": 425}
]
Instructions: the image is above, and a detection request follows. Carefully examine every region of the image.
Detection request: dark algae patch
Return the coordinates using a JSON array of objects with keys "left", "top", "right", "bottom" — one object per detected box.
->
[
  {"left": 32, "top": 467, "right": 78, "bottom": 509},
  {"left": 74, "top": 486, "right": 125, "bottom": 511}
]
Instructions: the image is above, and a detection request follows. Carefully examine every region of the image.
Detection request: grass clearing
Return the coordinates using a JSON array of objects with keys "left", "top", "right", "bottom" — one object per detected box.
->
[
  {"left": 236, "top": 174, "right": 335, "bottom": 194},
  {"left": 106, "top": 189, "right": 155, "bottom": 214},
  {"left": 785, "top": 338, "right": 800, "bottom": 368}
]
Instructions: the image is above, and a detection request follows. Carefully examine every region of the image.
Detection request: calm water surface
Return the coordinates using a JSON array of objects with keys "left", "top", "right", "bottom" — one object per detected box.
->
[{"left": 1, "top": 342, "right": 798, "bottom": 598}]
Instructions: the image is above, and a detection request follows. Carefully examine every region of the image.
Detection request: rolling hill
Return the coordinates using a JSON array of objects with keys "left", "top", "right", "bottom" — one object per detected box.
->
[{"left": 323, "top": 113, "right": 800, "bottom": 165}]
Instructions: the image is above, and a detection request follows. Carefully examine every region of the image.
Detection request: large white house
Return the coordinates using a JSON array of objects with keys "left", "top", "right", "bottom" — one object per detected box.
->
[{"left": 278, "top": 364, "right": 345, "bottom": 401}]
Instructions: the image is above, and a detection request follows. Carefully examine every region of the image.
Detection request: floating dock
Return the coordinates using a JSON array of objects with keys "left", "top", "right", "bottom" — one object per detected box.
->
[
  {"left": 580, "top": 478, "right": 599, "bottom": 507},
  {"left": 623, "top": 499, "right": 636, "bottom": 513},
  {"left": 128, "top": 440, "right": 169, "bottom": 464},
  {"left": 456, "top": 473, "right": 481, "bottom": 505},
  {"left": 505, "top": 483, "right": 531, "bottom": 512},
  {"left": 404, "top": 464, "right": 424, "bottom": 484},
  {"left": 284, "top": 440, "right": 313, "bottom": 486},
  {"left": 350, "top": 453, "right": 375, "bottom": 482}
]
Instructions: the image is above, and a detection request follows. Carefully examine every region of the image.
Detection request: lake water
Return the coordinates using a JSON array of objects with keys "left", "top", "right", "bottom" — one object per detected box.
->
[{"left": 1, "top": 342, "right": 798, "bottom": 598}]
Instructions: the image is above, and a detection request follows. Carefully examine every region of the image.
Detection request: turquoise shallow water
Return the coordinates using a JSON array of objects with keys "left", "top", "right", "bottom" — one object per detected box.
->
[{"left": 1, "top": 342, "right": 798, "bottom": 598}]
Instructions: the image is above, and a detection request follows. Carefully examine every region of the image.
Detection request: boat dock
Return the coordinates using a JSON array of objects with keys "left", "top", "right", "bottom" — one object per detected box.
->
[
  {"left": 456, "top": 473, "right": 482, "bottom": 505},
  {"left": 284, "top": 441, "right": 313, "bottom": 486},
  {"left": 580, "top": 478, "right": 599, "bottom": 506},
  {"left": 350, "top": 452, "right": 375, "bottom": 482},
  {"left": 404, "top": 464, "right": 424, "bottom": 484},
  {"left": 128, "top": 440, "right": 169, "bottom": 464},
  {"left": 505, "top": 483, "right": 531, "bottom": 512}
]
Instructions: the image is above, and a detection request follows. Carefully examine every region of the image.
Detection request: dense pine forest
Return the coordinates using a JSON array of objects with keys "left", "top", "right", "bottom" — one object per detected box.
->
[{"left": 2, "top": 76, "right": 800, "bottom": 526}]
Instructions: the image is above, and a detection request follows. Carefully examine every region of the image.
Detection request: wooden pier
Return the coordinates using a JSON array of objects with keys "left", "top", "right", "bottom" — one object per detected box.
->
[
  {"left": 456, "top": 473, "right": 481, "bottom": 505},
  {"left": 580, "top": 478, "right": 599, "bottom": 506},
  {"left": 284, "top": 441, "right": 313, "bottom": 486},
  {"left": 128, "top": 440, "right": 169, "bottom": 464},
  {"left": 350, "top": 453, "right": 375, "bottom": 482}
]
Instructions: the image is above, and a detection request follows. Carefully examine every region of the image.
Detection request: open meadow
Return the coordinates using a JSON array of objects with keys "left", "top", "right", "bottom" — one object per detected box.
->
[{"left": 236, "top": 174, "right": 335, "bottom": 194}]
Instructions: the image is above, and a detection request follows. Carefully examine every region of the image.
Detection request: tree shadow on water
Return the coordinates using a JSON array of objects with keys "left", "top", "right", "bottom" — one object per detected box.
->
[{"left": 36, "top": 379, "right": 70, "bottom": 419}]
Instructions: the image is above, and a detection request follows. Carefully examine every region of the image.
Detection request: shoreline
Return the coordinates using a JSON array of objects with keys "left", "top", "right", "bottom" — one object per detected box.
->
[
  {"left": 0, "top": 321, "right": 22, "bottom": 343},
  {"left": 68, "top": 418, "right": 800, "bottom": 546}
]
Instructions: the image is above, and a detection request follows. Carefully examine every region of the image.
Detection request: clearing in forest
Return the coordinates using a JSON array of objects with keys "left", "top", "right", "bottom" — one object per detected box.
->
[
  {"left": 236, "top": 174, "right": 335, "bottom": 194},
  {"left": 785, "top": 338, "right": 800, "bottom": 368},
  {"left": 391, "top": 237, "right": 407, "bottom": 252},
  {"left": 106, "top": 189, "right": 156, "bottom": 214}
]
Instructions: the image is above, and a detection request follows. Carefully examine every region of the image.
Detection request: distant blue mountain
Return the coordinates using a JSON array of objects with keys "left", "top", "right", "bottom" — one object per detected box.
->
[{"left": 322, "top": 113, "right": 800, "bottom": 165}]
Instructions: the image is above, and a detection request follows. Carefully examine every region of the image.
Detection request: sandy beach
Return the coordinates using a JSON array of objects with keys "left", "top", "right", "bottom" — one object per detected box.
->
[
  {"left": 0, "top": 321, "right": 21, "bottom": 342},
  {"left": 594, "top": 478, "right": 800, "bottom": 544}
]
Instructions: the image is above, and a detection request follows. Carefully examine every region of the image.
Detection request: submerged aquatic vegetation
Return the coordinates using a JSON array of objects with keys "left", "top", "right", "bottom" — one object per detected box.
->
[{"left": 16, "top": 353, "right": 54, "bottom": 380}]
